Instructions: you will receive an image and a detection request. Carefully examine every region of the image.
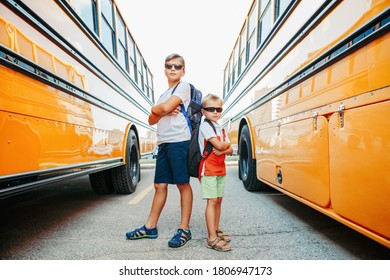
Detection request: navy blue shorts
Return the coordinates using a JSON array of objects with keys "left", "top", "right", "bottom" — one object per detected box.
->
[{"left": 154, "top": 141, "right": 190, "bottom": 184}]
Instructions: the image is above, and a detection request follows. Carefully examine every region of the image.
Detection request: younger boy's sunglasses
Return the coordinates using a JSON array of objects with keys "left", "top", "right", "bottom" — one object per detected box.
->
[
  {"left": 203, "top": 107, "right": 223, "bottom": 113},
  {"left": 165, "top": 63, "right": 184, "bottom": 70}
]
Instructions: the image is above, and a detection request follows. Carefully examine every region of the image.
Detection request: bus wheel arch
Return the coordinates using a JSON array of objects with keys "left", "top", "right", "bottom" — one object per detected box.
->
[
  {"left": 238, "top": 120, "right": 268, "bottom": 191},
  {"left": 111, "top": 126, "right": 140, "bottom": 194}
]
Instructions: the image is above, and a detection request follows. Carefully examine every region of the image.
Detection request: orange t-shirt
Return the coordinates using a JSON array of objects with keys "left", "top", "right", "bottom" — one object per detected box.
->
[
  {"left": 203, "top": 135, "right": 226, "bottom": 176},
  {"left": 198, "top": 120, "right": 229, "bottom": 177}
]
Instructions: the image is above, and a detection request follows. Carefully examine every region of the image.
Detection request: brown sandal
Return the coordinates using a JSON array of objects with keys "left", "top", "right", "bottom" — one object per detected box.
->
[
  {"left": 206, "top": 236, "right": 232, "bottom": 252},
  {"left": 217, "top": 229, "right": 231, "bottom": 242}
]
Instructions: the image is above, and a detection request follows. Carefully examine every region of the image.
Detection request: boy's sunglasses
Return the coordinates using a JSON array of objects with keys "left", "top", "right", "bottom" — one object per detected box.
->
[
  {"left": 203, "top": 107, "right": 223, "bottom": 113},
  {"left": 165, "top": 63, "right": 183, "bottom": 70}
]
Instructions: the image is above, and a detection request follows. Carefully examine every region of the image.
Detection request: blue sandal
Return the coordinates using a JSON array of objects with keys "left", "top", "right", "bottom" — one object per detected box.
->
[
  {"left": 126, "top": 225, "right": 158, "bottom": 240},
  {"left": 168, "top": 228, "right": 192, "bottom": 248}
]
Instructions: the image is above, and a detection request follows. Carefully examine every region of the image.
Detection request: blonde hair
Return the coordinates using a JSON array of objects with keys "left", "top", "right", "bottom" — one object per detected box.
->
[
  {"left": 165, "top": 53, "right": 185, "bottom": 68},
  {"left": 202, "top": 93, "right": 222, "bottom": 107}
]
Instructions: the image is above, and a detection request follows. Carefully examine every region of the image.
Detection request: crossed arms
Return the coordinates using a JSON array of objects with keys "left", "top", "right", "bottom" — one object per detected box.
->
[
  {"left": 148, "top": 95, "right": 182, "bottom": 125},
  {"left": 208, "top": 136, "right": 233, "bottom": 156}
]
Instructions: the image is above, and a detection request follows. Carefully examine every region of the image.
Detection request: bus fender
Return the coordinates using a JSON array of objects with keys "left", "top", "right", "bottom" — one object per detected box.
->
[
  {"left": 238, "top": 116, "right": 256, "bottom": 160},
  {"left": 122, "top": 122, "right": 140, "bottom": 165}
]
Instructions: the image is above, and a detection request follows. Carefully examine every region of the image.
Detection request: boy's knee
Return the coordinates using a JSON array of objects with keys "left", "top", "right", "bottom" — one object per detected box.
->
[
  {"left": 154, "top": 183, "right": 168, "bottom": 190},
  {"left": 207, "top": 198, "right": 219, "bottom": 205},
  {"left": 177, "top": 183, "right": 191, "bottom": 189}
]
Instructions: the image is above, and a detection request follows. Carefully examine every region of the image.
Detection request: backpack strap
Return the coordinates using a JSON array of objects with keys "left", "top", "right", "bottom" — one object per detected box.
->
[
  {"left": 198, "top": 141, "right": 213, "bottom": 181},
  {"left": 197, "top": 119, "right": 217, "bottom": 181},
  {"left": 170, "top": 82, "right": 180, "bottom": 95},
  {"left": 204, "top": 118, "right": 217, "bottom": 134},
  {"left": 180, "top": 105, "right": 192, "bottom": 133},
  {"left": 170, "top": 82, "right": 192, "bottom": 134}
]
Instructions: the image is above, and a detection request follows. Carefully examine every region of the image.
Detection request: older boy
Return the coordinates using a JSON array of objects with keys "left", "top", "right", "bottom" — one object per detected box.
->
[{"left": 126, "top": 54, "right": 193, "bottom": 248}]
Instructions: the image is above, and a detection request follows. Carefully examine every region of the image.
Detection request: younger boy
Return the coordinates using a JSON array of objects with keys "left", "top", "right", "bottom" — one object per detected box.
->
[{"left": 198, "top": 94, "right": 233, "bottom": 252}]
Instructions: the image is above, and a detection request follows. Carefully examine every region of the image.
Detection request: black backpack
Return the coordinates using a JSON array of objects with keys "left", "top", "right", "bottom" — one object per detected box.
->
[
  {"left": 187, "top": 84, "right": 203, "bottom": 131},
  {"left": 188, "top": 118, "right": 216, "bottom": 180}
]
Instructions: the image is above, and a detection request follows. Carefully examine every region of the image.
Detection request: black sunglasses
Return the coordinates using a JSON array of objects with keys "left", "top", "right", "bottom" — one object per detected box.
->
[
  {"left": 165, "top": 63, "right": 184, "bottom": 70},
  {"left": 203, "top": 107, "right": 223, "bottom": 113}
]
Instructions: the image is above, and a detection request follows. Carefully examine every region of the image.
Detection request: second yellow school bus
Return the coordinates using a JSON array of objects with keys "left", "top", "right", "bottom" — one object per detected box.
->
[{"left": 222, "top": 0, "right": 389, "bottom": 248}]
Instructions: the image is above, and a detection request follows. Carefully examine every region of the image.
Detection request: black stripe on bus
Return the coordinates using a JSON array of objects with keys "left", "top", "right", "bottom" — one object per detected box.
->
[
  {"left": 223, "top": 0, "right": 339, "bottom": 101},
  {"left": 0, "top": 158, "right": 123, "bottom": 198},
  {"left": 54, "top": 0, "right": 154, "bottom": 104},
  {"left": 226, "top": 9, "right": 390, "bottom": 125},
  {"left": 0, "top": 46, "right": 154, "bottom": 132},
  {"left": 2, "top": 0, "right": 154, "bottom": 115}
]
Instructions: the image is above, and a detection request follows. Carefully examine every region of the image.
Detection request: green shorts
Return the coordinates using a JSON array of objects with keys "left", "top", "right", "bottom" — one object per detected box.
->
[{"left": 201, "top": 176, "right": 226, "bottom": 199}]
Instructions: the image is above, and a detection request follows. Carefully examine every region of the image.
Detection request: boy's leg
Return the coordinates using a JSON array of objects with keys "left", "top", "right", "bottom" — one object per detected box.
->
[
  {"left": 206, "top": 198, "right": 219, "bottom": 240},
  {"left": 169, "top": 140, "right": 192, "bottom": 230},
  {"left": 215, "top": 176, "right": 225, "bottom": 231},
  {"left": 205, "top": 198, "right": 232, "bottom": 251},
  {"left": 215, "top": 197, "right": 223, "bottom": 232},
  {"left": 202, "top": 176, "right": 218, "bottom": 239},
  {"left": 168, "top": 183, "right": 193, "bottom": 248},
  {"left": 145, "top": 141, "right": 171, "bottom": 229},
  {"left": 145, "top": 183, "right": 168, "bottom": 229},
  {"left": 177, "top": 183, "right": 193, "bottom": 230},
  {"left": 126, "top": 183, "right": 168, "bottom": 239}
]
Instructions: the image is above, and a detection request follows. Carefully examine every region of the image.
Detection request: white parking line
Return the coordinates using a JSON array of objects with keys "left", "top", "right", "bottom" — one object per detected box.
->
[{"left": 128, "top": 184, "right": 154, "bottom": 205}]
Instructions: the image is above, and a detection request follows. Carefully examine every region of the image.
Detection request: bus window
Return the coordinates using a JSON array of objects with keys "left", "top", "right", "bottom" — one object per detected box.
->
[
  {"left": 275, "top": 0, "right": 292, "bottom": 20},
  {"left": 69, "top": 0, "right": 98, "bottom": 34},
  {"left": 247, "top": 1, "right": 258, "bottom": 62},
  {"left": 223, "top": 64, "right": 228, "bottom": 97},
  {"left": 239, "top": 21, "right": 247, "bottom": 71},
  {"left": 143, "top": 62, "right": 149, "bottom": 97},
  {"left": 228, "top": 57, "right": 233, "bottom": 93},
  {"left": 147, "top": 68, "right": 154, "bottom": 102},
  {"left": 127, "top": 32, "right": 136, "bottom": 81},
  {"left": 258, "top": 0, "right": 272, "bottom": 47},
  {"left": 136, "top": 48, "right": 144, "bottom": 91},
  {"left": 233, "top": 41, "right": 239, "bottom": 84},
  {"left": 100, "top": 0, "right": 115, "bottom": 56},
  {"left": 116, "top": 10, "right": 128, "bottom": 71}
]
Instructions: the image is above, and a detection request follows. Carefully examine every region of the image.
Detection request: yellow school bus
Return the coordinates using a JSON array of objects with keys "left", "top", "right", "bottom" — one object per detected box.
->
[
  {"left": 222, "top": 0, "right": 389, "bottom": 248},
  {"left": 0, "top": 0, "right": 156, "bottom": 197}
]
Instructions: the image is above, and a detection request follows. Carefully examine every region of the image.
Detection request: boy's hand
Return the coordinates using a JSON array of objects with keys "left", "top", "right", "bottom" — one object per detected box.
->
[
  {"left": 151, "top": 95, "right": 182, "bottom": 116},
  {"left": 167, "top": 105, "right": 181, "bottom": 116},
  {"left": 213, "top": 144, "right": 233, "bottom": 156},
  {"left": 213, "top": 149, "right": 225, "bottom": 156}
]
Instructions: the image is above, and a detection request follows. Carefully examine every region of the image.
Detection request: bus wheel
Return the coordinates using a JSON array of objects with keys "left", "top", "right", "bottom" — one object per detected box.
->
[
  {"left": 239, "top": 125, "right": 267, "bottom": 191},
  {"left": 111, "top": 129, "right": 140, "bottom": 194},
  {"left": 89, "top": 169, "right": 115, "bottom": 194}
]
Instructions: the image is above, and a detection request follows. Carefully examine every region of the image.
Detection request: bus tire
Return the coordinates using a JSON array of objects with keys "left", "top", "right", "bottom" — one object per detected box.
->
[
  {"left": 111, "top": 129, "right": 140, "bottom": 194},
  {"left": 89, "top": 169, "right": 115, "bottom": 194},
  {"left": 239, "top": 125, "right": 267, "bottom": 191}
]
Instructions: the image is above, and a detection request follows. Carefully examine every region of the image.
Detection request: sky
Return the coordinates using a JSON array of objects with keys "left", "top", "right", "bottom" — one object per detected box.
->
[{"left": 115, "top": 0, "right": 253, "bottom": 99}]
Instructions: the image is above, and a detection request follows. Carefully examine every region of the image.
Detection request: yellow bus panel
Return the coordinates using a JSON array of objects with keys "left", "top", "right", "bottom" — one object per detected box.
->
[
  {"left": 329, "top": 99, "right": 390, "bottom": 240},
  {"left": 0, "top": 65, "right": 127, "bottom": 177},
  {"left": 257, "top": 116, "right": 330, "bottom": 207}
]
